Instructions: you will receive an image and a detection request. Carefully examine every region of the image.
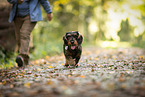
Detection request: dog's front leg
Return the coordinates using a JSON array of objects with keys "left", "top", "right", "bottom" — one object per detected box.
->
[
  {"left": 65, "top": 56, "right": 76, "bottom": 67},
  {"left": 75, "top": 50, "right": 81, "bottom": 66}
]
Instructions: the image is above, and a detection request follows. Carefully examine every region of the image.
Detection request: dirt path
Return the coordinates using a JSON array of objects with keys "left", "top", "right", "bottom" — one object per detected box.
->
[{"left": 0, "top": 46, "right": 145, "bottom": 97}]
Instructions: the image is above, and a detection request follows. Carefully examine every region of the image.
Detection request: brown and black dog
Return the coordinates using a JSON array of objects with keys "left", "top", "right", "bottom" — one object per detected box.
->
[{"left": 63, "top": 31, "right": 83, "bottom": 67}]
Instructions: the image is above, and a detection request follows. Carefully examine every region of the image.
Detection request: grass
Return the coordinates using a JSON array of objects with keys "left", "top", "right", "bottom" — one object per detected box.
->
[
  {"left": 132, "top": 40, "right": 145, "bottom": 49},
  {"left": 30, "top": 40, "right": 63, "bottom": 60},
  {"left": 0, "top": 56, "right": 16, "bottom": 69}
]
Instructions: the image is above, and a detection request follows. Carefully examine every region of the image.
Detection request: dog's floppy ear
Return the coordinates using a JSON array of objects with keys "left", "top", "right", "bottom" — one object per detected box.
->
[
  {"left": 63, "top": 35, "right": 68, "bottom": 45},
  {"left": 77, "top": 33, "right": 83, "bottom": 45}
]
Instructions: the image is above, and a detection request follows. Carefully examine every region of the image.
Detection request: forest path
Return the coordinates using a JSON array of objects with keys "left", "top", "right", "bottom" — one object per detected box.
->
[{"left": 0, "top": 46, "right": 145, "bottom": 97}]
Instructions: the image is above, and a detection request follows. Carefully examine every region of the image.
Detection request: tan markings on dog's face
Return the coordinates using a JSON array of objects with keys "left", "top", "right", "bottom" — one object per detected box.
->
[
  {"left": 67, "top": 34, "right": 78, "bottom": 46},
  {"left": 65, "top": 31, "right": 80, "bottom": 50}
]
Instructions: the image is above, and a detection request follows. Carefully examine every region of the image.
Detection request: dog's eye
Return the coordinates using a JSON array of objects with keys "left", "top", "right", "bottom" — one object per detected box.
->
[
  {"left": 74, "top": 35, "right": 78, "bottom": 38},
  {"left": 67, "top": 36, "right": 71, "bottom": 38}
]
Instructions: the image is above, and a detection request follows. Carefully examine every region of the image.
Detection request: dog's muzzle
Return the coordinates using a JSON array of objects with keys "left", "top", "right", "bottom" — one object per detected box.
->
[
  {"left": 70, "top": 39, "right": 76, "bottom": 50},
  {"left": 70, "top": 40, "right": 74, "bottom": 44}
]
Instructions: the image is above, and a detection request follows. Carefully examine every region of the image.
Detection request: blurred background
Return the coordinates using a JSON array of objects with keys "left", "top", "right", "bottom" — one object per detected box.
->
[{"left": 0, "top": 0, "right": 145, "bottom": 68}]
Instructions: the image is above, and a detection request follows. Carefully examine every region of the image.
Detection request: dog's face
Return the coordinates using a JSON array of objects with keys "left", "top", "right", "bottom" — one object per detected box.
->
[{"left": 63, "top": 31, "right": 83, "bottom": 50}]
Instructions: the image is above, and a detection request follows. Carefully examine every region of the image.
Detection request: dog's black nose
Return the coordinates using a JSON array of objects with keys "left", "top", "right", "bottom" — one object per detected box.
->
[{"left": 71, "top": 40, "right": 74, "bottom": 44}]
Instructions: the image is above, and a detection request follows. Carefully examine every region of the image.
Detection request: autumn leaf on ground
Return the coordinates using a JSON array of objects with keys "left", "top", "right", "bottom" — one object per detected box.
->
[
  {"left": 2, "top": 81, "right": 6, "bottom": 85},
  {"left": 140, "top": 56, "right": 143, "bottom": 59},
  {"left": 48, "top": 66, "right": 53, "bottom": 68},
  {"left": 68, "top": 75, "right": 71, "bottom": 77},
  {"left": 45, "top": 56, "right": 50, "bottom": 60},
  {"left": 61, "top": 63, "right": 65, "bottom": 65},
  {"left": 24, "top": 82, "right": 31, "bottom": 88},
  {"left": 91, "top": 68, "right": 95, "bottom": 72},
  {"left": 80, "top": 75, "right": 85, "bottom": 78},
  {"left": 46, "top": 80, "right": 53, "bottom": 85}
]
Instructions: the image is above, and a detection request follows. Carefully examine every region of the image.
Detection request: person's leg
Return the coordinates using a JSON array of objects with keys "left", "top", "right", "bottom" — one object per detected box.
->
[
  {"left": 14, "top": 17, "right": 24, "bottom": 67},
  {"left": 19, "top": 16, "right": 36, "bottom": 65},
  {"left": 14, "top": 17, "right": 24, "bottom": 53}
]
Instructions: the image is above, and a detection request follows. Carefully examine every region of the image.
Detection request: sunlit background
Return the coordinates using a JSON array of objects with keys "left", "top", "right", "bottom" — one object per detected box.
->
[{"left": 30, "top": 0, "right": 145, "bottom": 58}]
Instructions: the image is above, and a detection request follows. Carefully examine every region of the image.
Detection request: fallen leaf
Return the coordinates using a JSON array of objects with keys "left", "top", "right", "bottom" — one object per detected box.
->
[
  {"left": 45, "top": 56, "right": 50, "bottom": 60},
  {"left": 126, "top": 70, "right": 133, "bottom": 74},
  {"left": 34, "top": 74, "right": 38, "bottom": 77},
  {"left": 91, "top": 68, "right": 95, "bottom": 72},
  {"left": 35, "top": 60, "right": 40, "bottom": 64},
  {"left": 24, "top": 82, "right": 31, "bottom": 88},
  {"left": 140, "top": 56, "right": 143, "bottom": 59},
  {"left": 48, "top": 66, "right": 53, "bottom": 68},
  {"left": 94, "top": 58, "right": 99, "bottom": 60},
  {"left": 27, "top": 71, "right": 32, "bottom": 75},
  {"left": 80, "top": 75, "right": 85, "bottom": 78},
  {"left": 46, "top": 80, "right": 53, "bottom": 85},
  {"left": 61, "top": 63, "right": 65, "bottom": 65},
  {"left": 2, "top": 80, "right": 6, "bottom": 85},
  {"left": 68, "top": 75, "right": 71, "bottom": 77}
]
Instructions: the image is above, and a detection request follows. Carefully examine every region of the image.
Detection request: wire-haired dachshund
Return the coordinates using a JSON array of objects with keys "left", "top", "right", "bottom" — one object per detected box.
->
[{"left": 63, "top": 31, "right": 83, "bottom": 67}]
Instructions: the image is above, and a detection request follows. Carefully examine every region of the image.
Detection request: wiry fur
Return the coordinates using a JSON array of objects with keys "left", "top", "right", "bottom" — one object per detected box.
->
[{"left": 63, "top": 31, "right": 83, "bottom": 67}]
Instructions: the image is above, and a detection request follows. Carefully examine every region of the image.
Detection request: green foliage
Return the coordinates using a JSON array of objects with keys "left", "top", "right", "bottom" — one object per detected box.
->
[
  {"left": 0, "top": 51, "right": 16, "bottom": 69},
  {"left": 30, "top": 40, "right": 63, "bottom": 60},
  {"left": 118, "top": 19, "right": 134, "bottom": 42},
  {"left": 132, "top": 40, "right": 145, "bottom": 49},
  {"left": 40, "top": 0, "right": 145, "bottom": 42}
]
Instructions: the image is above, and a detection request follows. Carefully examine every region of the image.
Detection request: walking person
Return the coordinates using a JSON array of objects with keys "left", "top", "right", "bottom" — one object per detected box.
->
[{"left": 7, "top": 0, "right": 53, "bottom": 67}]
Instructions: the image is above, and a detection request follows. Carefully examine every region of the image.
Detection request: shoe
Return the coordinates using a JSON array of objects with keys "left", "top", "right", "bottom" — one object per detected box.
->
[
  {"left": 16, "top": 56, "right": 24, "bottom": 67},
  {"left": 20, "top": 54, "right": 29, "bottom": 65}
]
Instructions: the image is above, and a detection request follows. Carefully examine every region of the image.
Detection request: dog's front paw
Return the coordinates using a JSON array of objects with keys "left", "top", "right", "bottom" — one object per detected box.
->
[
  {"left": 65, "top": 63, "right": 69, "bottom": 67},
  {"left": 65, "top": 58, "right": 76, "bottom": 67},
  {"left": 68, "top": 59, "right": 75, "bottom": 66}
]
